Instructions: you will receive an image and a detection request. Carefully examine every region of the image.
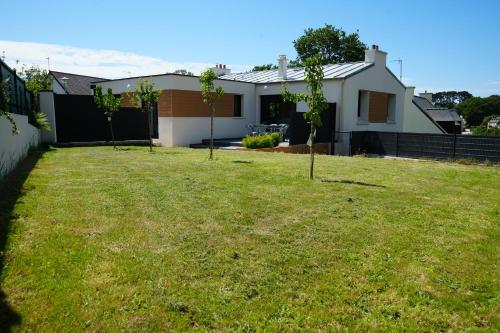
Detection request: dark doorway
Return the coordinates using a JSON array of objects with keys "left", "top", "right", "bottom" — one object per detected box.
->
[
  {"left": 260, "top": 95, "right": 296, "bottom": 125},
  {"left": 53, "top": 94, "right": 158, "bottom": 143},
  {"left": 289, "top": 103, "right": 336, "bottom": 152}
]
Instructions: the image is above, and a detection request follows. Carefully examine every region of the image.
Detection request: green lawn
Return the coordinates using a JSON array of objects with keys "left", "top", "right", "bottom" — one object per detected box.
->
[{"left": 0, "top": 147, "right": 499, "bottom": 332}]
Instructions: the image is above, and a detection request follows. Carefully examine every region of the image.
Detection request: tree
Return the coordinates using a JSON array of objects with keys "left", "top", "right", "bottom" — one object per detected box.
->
[
  {"left": 0, "top": 77, "right": 18, "bottom": 134},
  {"left": 252, "top": 64, "right": 278, "bottom": 72},
  {"left": 433, "top": 91, "right": 472, "bottom": 109},
  {"left": 456, "top": 95, "right": 500, "bottom": 127},
  {"left": 94, "top": 86, "right": 122, "bottom": 149},
  {"left": 19, "top": 65, "right": 52, "bottom": 130},
  {"left": 293, "top": 24, "right": 367, "bottom": 65},
  {"left": 281, "top": 54, "right": 328, "bottom": 180},
  {"left": 199, "top": 69, "right": 224, "bottom": 160},
  {"left": 129, "top": 79, "right": 161, "bottom": 152}
]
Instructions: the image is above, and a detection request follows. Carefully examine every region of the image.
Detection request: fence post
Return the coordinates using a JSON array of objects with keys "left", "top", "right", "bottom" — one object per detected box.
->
[
  {"left": 396, "top": 132, "right": 400, "bottom": 157},
  {"left": 452, "top": 134, "right": 457, "bottom": 160},
  {"left": 349, "top": 131, "right": 353, "bottom": 156}
]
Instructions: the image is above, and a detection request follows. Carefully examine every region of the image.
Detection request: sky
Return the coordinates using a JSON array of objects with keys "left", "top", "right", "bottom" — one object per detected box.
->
[{"left": 1, "top": 0, "right": 499, "bottom": 96}]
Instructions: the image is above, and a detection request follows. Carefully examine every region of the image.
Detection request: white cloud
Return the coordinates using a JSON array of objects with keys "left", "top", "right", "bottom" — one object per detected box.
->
[
  {"left": 0, "top": 40, "right": 252, "bottom": 78},
  {"left": 487, "top": 80, "right": 500, "bottom": 85}
]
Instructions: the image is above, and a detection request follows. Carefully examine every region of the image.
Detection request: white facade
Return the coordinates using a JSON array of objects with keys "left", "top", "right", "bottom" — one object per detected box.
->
[
  {"left": 92, "top": 47, "right": 443, "bottom": 152},
  {"left": 0, "top": 113, "right": 40, "bottom": 178}
]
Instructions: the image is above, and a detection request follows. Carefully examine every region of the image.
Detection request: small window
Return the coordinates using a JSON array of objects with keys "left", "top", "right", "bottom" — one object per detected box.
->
[{"left": 233, "top": 95, "right": 242, "bottom": 117}]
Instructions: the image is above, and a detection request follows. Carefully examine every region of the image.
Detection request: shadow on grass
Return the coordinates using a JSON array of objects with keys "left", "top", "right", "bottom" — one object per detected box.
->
[
  {"left": 320, "top": 178, "right": 386, "bottom": 188},
  {"left": 232, "top": 160, "right": 254, "bottom": 164},
  {"left": 0, "top": 148, "right": 46, "bottom": 332}
]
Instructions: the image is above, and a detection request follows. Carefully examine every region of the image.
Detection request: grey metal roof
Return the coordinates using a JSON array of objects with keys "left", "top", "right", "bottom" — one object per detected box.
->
[
  {"left": 219, "top": 62, "right": 373, "bottom": 83},
  {"left": 51, "top": 71, "right": 109, "bottom": 95}
]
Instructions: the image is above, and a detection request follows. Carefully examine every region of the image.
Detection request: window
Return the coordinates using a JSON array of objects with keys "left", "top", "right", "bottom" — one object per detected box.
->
[
  {"left": 233, "top": 94, "right": 242, "bottom": 117},
  {"left": 357, "top": 90, "right": 369, "bottom": 122}
]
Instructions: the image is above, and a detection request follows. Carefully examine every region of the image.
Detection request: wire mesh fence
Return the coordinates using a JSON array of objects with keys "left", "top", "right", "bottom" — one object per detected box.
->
[{"left": 349, "top": 131, "right": 500, "bottom": 163}]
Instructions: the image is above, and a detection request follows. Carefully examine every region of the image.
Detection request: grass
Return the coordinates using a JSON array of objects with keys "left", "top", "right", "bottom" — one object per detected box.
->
[{"left": 0, "top": 146, "right": 499, "bottom": 332}]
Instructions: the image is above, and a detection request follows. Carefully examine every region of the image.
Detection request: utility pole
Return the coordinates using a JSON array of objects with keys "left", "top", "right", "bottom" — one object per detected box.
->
[
  {"left": 1, "top": 51, "right": 5, "bottom": 62},
  {"left": 46, "top": 57, "right": 50, "bottom": 71}
]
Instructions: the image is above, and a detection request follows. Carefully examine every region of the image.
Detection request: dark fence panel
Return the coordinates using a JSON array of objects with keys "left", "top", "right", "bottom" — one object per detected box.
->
[
  {"left": 54, "top": 94, "right": 155, "bottom": 143},
  {"left": 351, "top": 131, "right": 500, "bottom": 163},
  {"left": 0, "top": 59, "right": 33, "bottom": 116}
]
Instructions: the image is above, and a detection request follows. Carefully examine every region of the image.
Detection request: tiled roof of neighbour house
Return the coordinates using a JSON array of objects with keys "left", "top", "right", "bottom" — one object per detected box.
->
[
  {"left": 412, "top": 95, "right": 434, "bottom": 110},
  {"left": 425, "top": 108, "right": 462, "bottom": 122},
  {"left": 219, "top": 62, "right": 374, "bottom": 83},
  {"left": 51, "top": 71, "right": 109, "bottom": 95},
  {"left": 412, "top": 96, "right": 462, "bottom": 123}
]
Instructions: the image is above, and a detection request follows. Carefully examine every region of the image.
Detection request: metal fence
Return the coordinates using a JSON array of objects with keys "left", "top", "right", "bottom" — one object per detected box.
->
[
  {"left": 349, "top": 131, "right": 500, "bottom": 163},
  {"left": 0, "top": 58, "right": 33, "bottom": 116}
]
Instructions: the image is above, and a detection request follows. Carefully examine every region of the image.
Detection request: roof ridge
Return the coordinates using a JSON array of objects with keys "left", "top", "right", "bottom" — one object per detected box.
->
[{"left": 50, "top": 70, "right": 109, "bottom": 80}]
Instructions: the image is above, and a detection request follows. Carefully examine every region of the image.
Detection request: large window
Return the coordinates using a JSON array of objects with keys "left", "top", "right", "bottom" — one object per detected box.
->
[
  {"left": 357, "top": 90, "right": 395, "bottom": 123},
  {"left": 233, "top": 95, "right": 242, "bottom": 117}
]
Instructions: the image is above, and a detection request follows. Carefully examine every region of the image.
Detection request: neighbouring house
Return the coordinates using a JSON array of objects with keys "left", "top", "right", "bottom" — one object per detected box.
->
[
  {"left": 50, "top": 71, "right": 109, "bottom": 95},
  {"left": 411, "top": 93, "right": 463, "bottom": 134},
  {"left": 93, "top": 45, "right": 444, "bottom": 154},
  {"left": 487, "top": 116, "right": 500, "bottom": 128}
]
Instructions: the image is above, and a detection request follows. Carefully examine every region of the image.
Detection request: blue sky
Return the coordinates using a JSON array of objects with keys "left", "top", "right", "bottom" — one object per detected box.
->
[{"left": 1, "top": 0, "right": 499, "bottom": 96}]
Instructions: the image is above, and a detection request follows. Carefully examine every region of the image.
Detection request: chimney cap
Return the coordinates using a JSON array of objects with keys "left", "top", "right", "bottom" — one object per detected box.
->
[{"left": 372, "top": 44, "right": 379, "bottom": 50}]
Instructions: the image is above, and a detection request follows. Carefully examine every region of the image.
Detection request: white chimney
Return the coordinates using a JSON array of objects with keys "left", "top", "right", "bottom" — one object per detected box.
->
[
  {"left": 364, "top": 44, "right": 387, "bottom": 66},
  {"left": 278, "top": 55, "right": 287, "bottom": 80},
  {"left": 419, "top": 91, "right": 433, "bottom": 104},
  {"left": 210, "top": 64, "right": 231, "bottom": 76}
]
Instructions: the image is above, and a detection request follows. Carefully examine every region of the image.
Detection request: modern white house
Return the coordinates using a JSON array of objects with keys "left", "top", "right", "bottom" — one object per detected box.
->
[{"left": 93, "top": 45, "right": 443, "bottom": 154}]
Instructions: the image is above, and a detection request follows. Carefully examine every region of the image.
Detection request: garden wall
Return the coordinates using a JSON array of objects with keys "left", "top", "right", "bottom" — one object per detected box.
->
[{"left": 0, "top": 113, "right": 40, "bottom": 178}]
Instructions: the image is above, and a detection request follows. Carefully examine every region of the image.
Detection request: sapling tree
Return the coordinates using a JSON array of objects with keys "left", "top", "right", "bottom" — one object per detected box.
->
[
  {"left": 0, "top": 78, "right": 18, "bottom": 134},
  {"left": 199, "top": 69, "right": 224, "bottom": 160},
  {"left": 129, "top": 79, "right": 161, "bottom": 152},
  {"left": 281, "top": 54, "right": 328, "bottom": 180},
  {"left": 94, "top": 86, "right": 122, "bottom": 149}
]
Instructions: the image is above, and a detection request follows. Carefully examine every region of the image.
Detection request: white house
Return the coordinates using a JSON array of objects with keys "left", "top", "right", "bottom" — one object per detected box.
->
[{"left": 90, "top": 45, "right": 443, "bottom": 154}]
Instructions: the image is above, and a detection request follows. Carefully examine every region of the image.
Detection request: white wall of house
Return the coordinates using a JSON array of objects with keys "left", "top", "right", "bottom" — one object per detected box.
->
[
  {"left": 403, "top": 87, "right": 444, "bottom": 134},
  {"left": 342, "top": 67, "right": 405, "bottom": 132},
  {"left": 255, "top": 80, "right": 343, "bottom": 124},
  {"left": 162, "top": 117, "right": 251, "bottom": 146},
  {"left": 0, "top": 113, "right": 40, "bottom": 178}
]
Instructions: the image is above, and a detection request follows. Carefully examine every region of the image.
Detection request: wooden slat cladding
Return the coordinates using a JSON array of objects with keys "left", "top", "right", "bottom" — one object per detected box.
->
[
  {"left": 158, "top": 90, "right": 235, "bottom": 117},
  {"left": 368, "top": 91, "right": 389, "bottom": 123},
  {"left": 120, "top": 92, "right": 136, "bottom": 108}
]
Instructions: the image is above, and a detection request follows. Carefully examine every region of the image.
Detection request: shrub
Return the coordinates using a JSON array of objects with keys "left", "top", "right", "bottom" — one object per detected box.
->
[
  {"left": 270, "top": 132, "right": 281, "bottom": 147},
  {"left": 471, "top": 126, "right": 500, "bottom": 136},
  {"left": 242, "top": 134, "right": 279, "bottom": 149}
]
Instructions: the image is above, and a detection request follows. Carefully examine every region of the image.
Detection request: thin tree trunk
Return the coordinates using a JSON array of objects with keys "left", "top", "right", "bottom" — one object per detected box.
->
[
  {"left": 109, "top": 117, "right": 116, "bottom": 149},
  {"left": 147, "top": 107, "right": 153, "bottom": 152},
  {"left": 310, "top": 123, "right": 315, "bottom": 180},
  {"left": 209, "top": 106, "right": 214, "bottom": 160}
]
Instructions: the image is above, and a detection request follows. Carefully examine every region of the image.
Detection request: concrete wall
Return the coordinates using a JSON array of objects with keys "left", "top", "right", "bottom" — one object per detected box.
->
[
  {"left": 0, "top": 113, "right": 40, "bottom": 178},
  {"left": 98, "top": 75, "right": 256, "bottom": 146},
  {"left": 39, "top": 91, "right": 58, "bottom": 143},
  {"left": 403, "top": 87, "right": 444, "bottom": 134}
]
